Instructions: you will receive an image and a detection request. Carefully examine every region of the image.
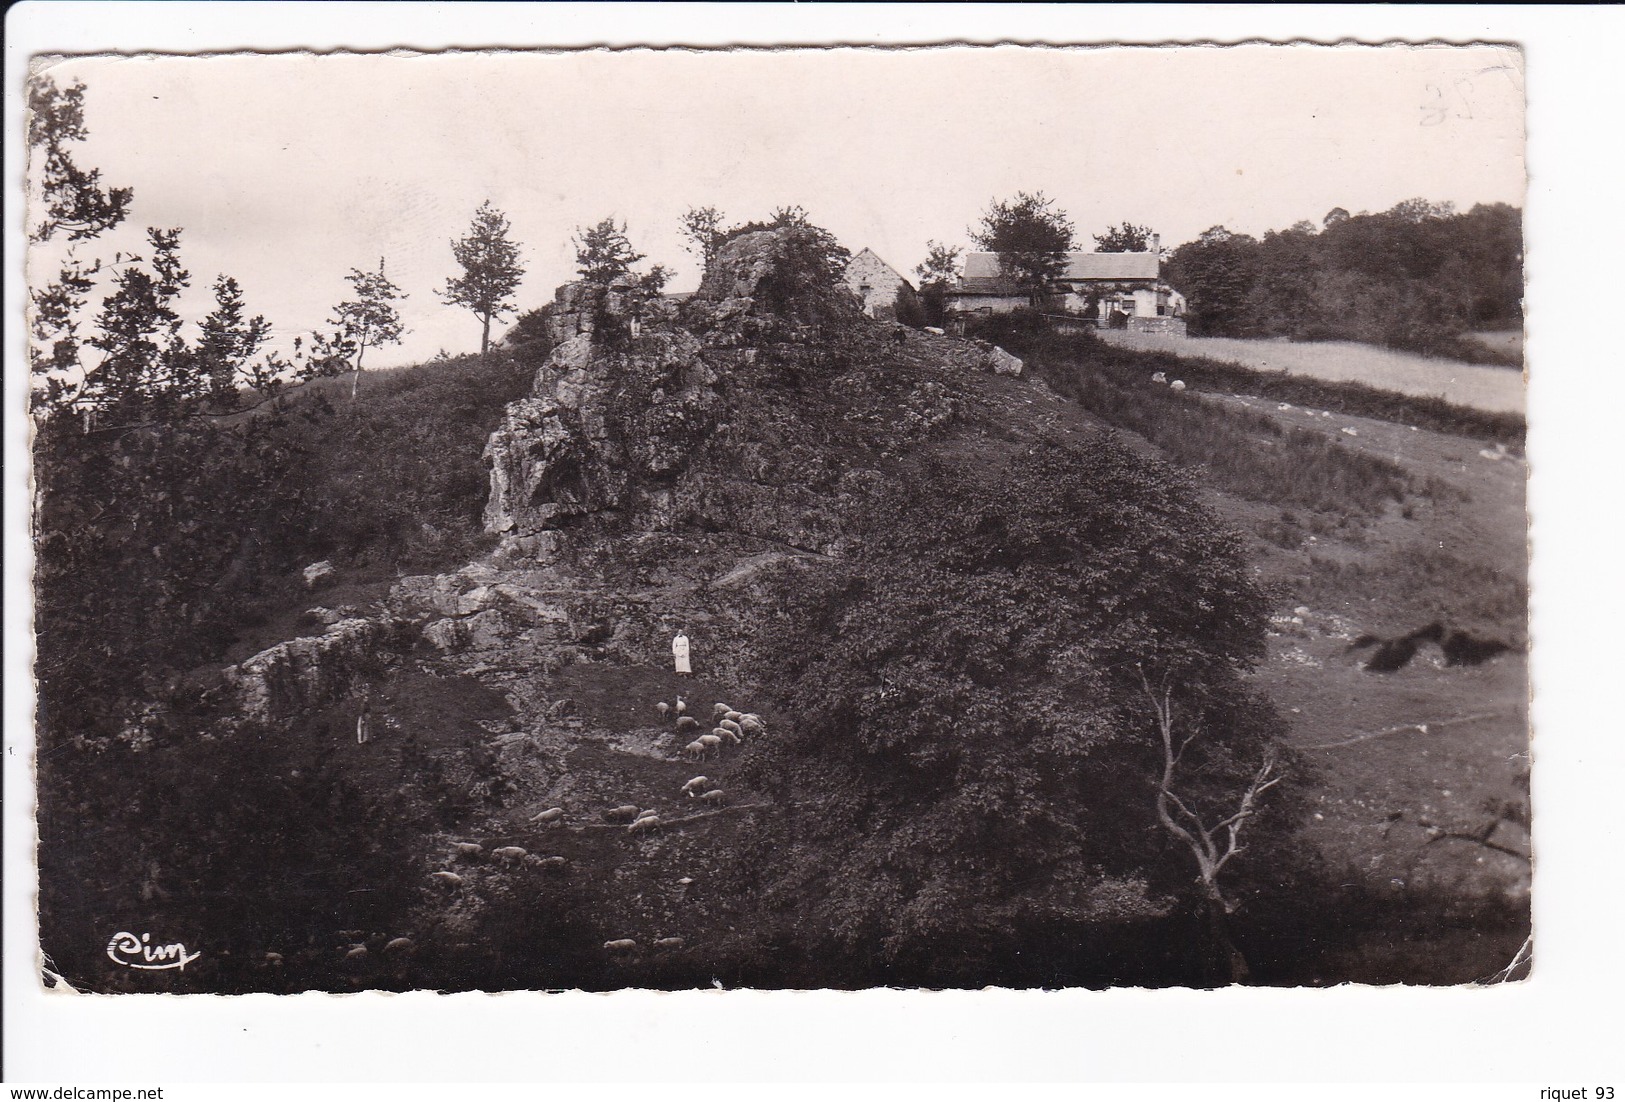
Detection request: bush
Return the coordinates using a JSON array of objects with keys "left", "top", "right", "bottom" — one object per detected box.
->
[{"left": 727, "top": 435, "right": 1296, "bottom": 984}]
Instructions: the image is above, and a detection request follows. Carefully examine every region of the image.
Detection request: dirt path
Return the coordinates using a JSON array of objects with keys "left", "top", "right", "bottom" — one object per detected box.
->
[{"left": 1098, "top": 330, "right": 1527, "bottom": 414}]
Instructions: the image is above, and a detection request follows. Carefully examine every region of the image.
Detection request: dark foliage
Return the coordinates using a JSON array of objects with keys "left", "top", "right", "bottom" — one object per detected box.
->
[
  {"left": 1164, "top": 202, "right": 1523, "bottom": 359},
  {"left": 34, "top": 354, "right": 532, "bottom": 746},
  {"left": 728, "top": 437, "right": 1298, "bottom": 982},
  {"left": 36, "top": 722, "right": 426, "bottom": 993},
  {"left": 892, "top": 281, "right": 927, "bottom": 328},
  {"left": 503, "top": 306, "right": 555, "bottom": 371},
  {"left": 1094, "top": 221, "right": 1155, "bottom": 253},
  {"left": 969, "top": 191, "right": 1076, "bottom": 307}
]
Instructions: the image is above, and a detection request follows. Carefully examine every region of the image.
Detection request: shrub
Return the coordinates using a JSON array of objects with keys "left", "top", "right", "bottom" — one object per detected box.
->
[{"left": 728, "top": 435, "right": 1296, "bottom": 983}]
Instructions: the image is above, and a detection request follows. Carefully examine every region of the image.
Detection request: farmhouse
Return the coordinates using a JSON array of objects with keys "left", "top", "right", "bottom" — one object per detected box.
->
[
  {"left": 842, "top": 248, "right": 914, "bottom": 320},
  {"left": 947, "top": 247, "right": 1187, "bottom": 333}
]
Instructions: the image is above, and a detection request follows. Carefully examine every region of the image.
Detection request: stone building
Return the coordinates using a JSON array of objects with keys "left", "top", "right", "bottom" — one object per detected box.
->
[
  {"left": 841, "top": 248, "right": 914, "bottom": 320},
  {"left": 946, "top": 246, "right": 1187, "bottom": 333}
]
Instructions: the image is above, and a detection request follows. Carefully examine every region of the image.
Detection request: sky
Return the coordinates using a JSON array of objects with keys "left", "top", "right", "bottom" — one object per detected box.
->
[{"left": 29, "top": 43, "right": 1526, "bottom": 367}]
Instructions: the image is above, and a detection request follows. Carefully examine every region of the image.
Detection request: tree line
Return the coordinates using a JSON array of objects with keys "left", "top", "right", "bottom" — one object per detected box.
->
[
  {"left": 1164, "top": 201, "right": 1523, "bottom": 357},
  {"left": 890, "top": 189, "right": 1521, "bottom": 359}
]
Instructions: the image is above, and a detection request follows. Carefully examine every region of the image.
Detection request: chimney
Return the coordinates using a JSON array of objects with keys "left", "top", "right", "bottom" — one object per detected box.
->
[{"left": 1151, "top": 233, "right": 1161, "bottom": 258}]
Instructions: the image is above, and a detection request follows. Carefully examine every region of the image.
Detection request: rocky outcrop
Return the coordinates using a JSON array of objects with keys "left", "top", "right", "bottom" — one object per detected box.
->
[{"left": 223, "top": 617, "right": 412, "bottom": 724}]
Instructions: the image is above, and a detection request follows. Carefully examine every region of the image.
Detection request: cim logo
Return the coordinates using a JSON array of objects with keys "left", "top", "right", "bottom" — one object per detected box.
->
[{"left": 106, "top": 930, "right": 202, "bottom": 972}]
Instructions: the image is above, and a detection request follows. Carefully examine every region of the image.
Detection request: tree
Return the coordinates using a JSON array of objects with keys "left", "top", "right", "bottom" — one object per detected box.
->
[
  {"left": 573, "top": 217, "right": 645, "bottom": 285},
  {"left": 913, "top": 241, "right": 962, "bottom": 327},
  {"left": 1093, "top": 221, "right": 1155, "bottom": 253},
  {"left": 28, "top": 75, "right": 135, "bottom": 413},
  {"left": 330, "top": 258, "right": 408, "bottom": 399},
  {"left": 679, "top": 205, "right": 727, "bottom": 268},
  {"left": 1142, "top": 671, "right": 1283, "bottom": 982},
  {"left": 1165, "top": 229, "right": 1261, "bottom": 336},
  {"left": 969, "top": 191, "right": 1075, "bottom": 307},
  {"left": 441, "top": 201, "right": 525, "bottom": 357},
  {"left": 735, "top": 436, "right": 1290, "bottom": 983},
  {"left": 28, "top": 77, "right": 133, "bottom": 245},
  {"left": 198, "top": 276, "right": 274, "bottom": 402}
]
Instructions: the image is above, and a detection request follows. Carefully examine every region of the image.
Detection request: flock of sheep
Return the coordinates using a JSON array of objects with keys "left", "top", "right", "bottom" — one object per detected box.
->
[
  {"left": 660, "top": 696, "right": 768, "bottom": 766},
  {"left": 412, "top": 695, "right": 769, "bottom": 961}
]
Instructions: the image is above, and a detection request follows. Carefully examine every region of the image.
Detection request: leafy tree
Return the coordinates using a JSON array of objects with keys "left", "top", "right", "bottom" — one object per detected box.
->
[
  {"left": 27, "top": 77, "right": 133, "bottom": 244},
  {"left": 892, "top": 282, "right": 926, "bottom": 328},
  {"left": 735, "top": 435, "right": 1291, "bottom": 983},
  {"left": 1165, "top": 228, "right": 1261, "bottom": 337},
  {"left": 969, "top": 191, "right": 1075, "bottom": 306},
  {"left": 573, "top": 217, "right": 646, "bottom": 285},
  {"left": 198, "top": 277, "right": 274, "bottom": 401},
  {"left": 27, "top": 76, "right": 304, "bottom": 425},
  {"left": 330, "top": 258, "right": 408, "bottom": 398},
  {"left": 913, "top": 240, "right": 963, "bottom": 328},
  {"left": 679, "top": 205, "right": 727, "bottom": 267},
  {"left": 441, "top": 201, "right": 526, "bottom": 357},
  {"left": 914, "top": 240, "right": 963, "bottom": 288},
  {"left": 1164, "top": 203, "right": 1523, "bottom": 354},
  {"left": 1093, "top": 221, "right": 1155, "bottom": 253}
]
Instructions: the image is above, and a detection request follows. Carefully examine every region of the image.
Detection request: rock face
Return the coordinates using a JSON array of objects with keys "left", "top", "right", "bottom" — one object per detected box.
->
[
  {"left": 223, "top": 617, "right": 411, "bottom": 724},
  {"left": 482, "top": 328, "right": 714, "bottom": 541},
  {"left": 483, "top": 228, "right": 873, "bottom": 556}
]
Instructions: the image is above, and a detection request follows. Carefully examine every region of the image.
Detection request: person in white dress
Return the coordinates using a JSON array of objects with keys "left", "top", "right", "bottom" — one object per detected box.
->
[{"left": 672, "top": 630, "right": 692, "bottom": 676}]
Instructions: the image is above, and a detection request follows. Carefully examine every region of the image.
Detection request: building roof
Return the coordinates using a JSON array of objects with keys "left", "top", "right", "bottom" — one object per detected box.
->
[
  {"left": 843, "top": 247, "right": 913, "bottom": 290},
  {"left": 957, "top": 250, "right": 1161, "bottom": 294}
]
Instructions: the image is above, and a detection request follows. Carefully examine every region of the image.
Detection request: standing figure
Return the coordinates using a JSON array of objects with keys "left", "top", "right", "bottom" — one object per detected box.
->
[
  {"left": 672, "top": 630, "right": 692, "bottom": 677},
  {"left": 356, "top": 687, "right": 373, "bottom": 745}
]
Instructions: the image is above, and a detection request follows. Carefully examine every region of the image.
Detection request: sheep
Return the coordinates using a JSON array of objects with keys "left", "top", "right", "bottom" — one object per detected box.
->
[
  {"left": 344, "top": 945, "right": 369, "bottom": 961},
  {"left": 538, "top": 856, "right": 568, "bottom": 871},
  {"left": 1169, "top": 380, "right": 1186, "bottom": 392},
  {"left": 603, "top": 939, "right": 638, "bottom": 952},
  {"left": 264, "top": 951, "right": 284, "bottom": 966},
  {"left": 712, "top": 703, "right": 731, "bottom": 719},
  {"left": 681, "top": 776, "right": 710, "bottom": 797},
  {"left": 656, "top": 701, "right": 671, "bottom": 721},
  {"left": 713, "top": 725, "right": 740, "bottom": 746},
  {"left": 699, "top": 789, "right": 726, "bottom": 807},
  {"left": 738, "top": 714, "right": 766, "bottom": 735},
  {"left": 697, "top": 733, "right": 723, "bottom": 757},
  {"left": 384, "top": 937, "right": 414, "bottom": 953},
  {"left": 1151, "top": 371, "right": 1168, "bottom": 384},
  {"left": 683, "top": 739, "right": 707, "bottom": 762},
  {"left": 675, "top": 715, "right": 701, "bottom": 734},
  {"left": 530, "top": 807, "right": 565, "bottom": 825},
  {"left": 492, "top": 846, "right": 528, "bottom": 863},
  {"left": 723, "top": 710, "right": 744, "bottom": 723},
  {"left": 430, "top": 871, "right": 465, "bottom": 888},
  {"left": 451, "top": 842, "right": 484, "bottom": 858},
  {"left": 673, "top": 698, "right": 687, "bottom": 717},
  {"left": 654, "top": 936, "right": 685, "bottom": 950},
  {"left": 628, "top": 815, "right": 662, "bottom": 835},
  {"left": 603, "top": 804, "right": 642, "bottom": 823},
  {"left": 719, "top": 718, "right": 744, "bottom": 738}
]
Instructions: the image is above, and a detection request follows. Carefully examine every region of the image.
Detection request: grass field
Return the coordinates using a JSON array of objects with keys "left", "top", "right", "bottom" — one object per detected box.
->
[{"left": 1096, "top": 330, "right": 1527, "bottom": 414}]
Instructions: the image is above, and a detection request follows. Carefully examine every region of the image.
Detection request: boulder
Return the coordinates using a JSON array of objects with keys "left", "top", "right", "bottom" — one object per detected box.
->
[
  {"left": 223, "top": 617, "right": 407, "bottom": 725},
  {"left": 302, "top": 561, "right": 336, "bottom": 589},
  {"left": 985, "top": 345, "right": 1024, "bottom": 377}
]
